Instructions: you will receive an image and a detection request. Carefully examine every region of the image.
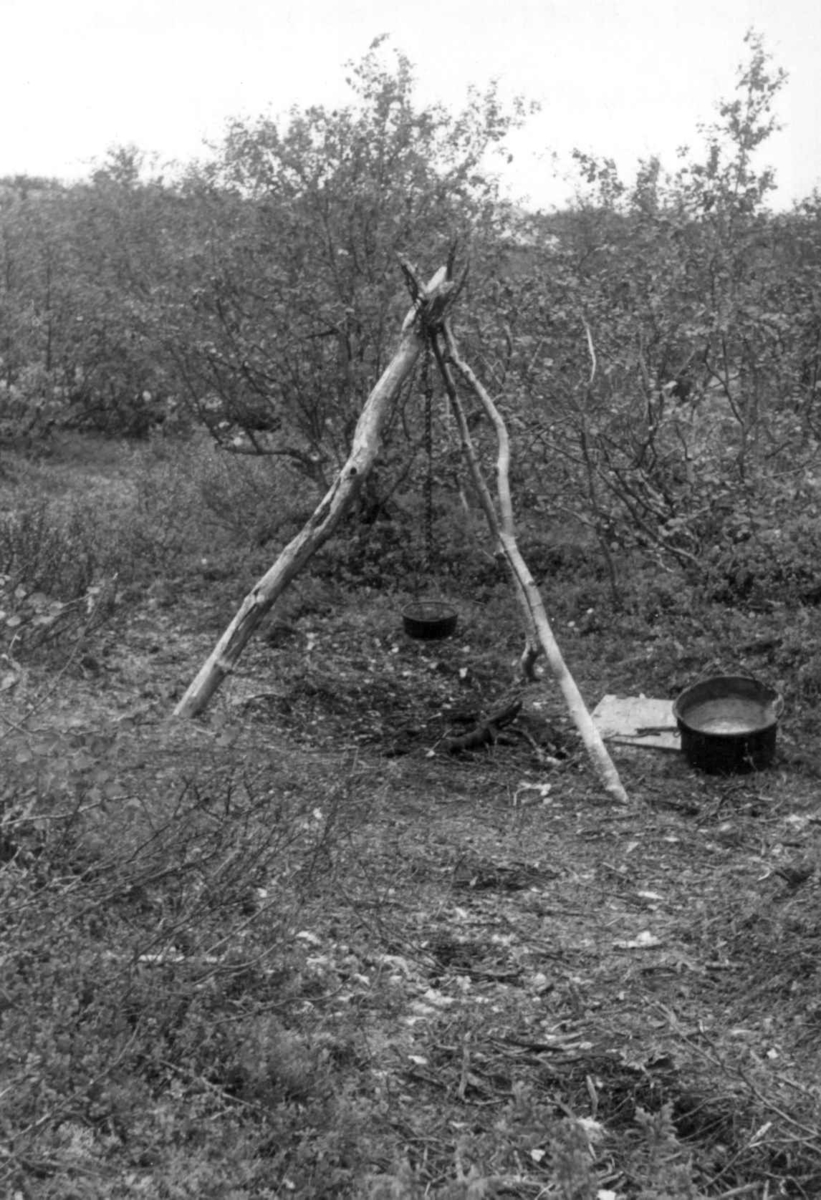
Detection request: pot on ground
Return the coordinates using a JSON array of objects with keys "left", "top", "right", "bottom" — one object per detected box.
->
[{"left": 673, "top": 675, "right": 783, "bottom": 774}]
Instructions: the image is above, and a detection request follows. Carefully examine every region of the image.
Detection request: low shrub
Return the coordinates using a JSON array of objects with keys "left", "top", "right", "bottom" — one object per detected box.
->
[
  {"left": 0, "top": 502, "right": 99, "bottom": 600},
  {"left": 0, "top": 737, "right": 372, "bottom": 1196},
  {"left": 704, "top": 507, "right": 821, "bottom": 608},
  {"left": 195, "top": 447, "right": 319, "bottom": 551},
  {"left": 0, "top": 502, "right": 118, "bottom": 661}
]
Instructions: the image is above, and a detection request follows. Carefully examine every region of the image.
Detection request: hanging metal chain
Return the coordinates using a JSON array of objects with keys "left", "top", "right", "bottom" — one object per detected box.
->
[{"left": 422, "top": 341, "right": 435, "bottom": 571}]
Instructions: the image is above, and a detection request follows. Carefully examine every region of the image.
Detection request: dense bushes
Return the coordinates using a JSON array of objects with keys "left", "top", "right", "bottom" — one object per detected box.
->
[
  {"left": 0, "top": 34, "right": 820, "bottom": 615},
  {"left": 0, "top": 45, "right": 814, "bottom": 615},
  {"left": 474, "top": 35, "right": 821, "bottom": 597}
]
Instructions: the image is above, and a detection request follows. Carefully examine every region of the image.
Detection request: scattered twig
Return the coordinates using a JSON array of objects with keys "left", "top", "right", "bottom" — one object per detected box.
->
[{"left": 444, "top": 699, "right": 522, "bottom": 753}]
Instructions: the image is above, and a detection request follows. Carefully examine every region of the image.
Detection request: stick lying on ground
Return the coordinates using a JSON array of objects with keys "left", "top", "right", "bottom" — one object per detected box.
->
[{"left": 444, "top": 699, "right": 522, "bottom": 753}]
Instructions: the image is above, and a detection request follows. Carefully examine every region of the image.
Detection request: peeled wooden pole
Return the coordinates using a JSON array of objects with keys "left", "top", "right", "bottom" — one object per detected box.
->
[
  {"left": 174, "top": 267, "right": 453, "bottom": 720},
  {"left": 436, "top": 321, "right": 628, "bottom": 805}
]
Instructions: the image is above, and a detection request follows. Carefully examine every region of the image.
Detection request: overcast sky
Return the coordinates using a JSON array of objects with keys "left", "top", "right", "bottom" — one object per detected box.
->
[{"left": 1, "top": 0, "right": 818, "bottom": 209}]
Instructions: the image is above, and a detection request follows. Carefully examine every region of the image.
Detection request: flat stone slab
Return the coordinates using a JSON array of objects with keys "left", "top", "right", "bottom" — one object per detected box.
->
[{"left": 592, "top": 694, "right": 680, "bottom": 753}]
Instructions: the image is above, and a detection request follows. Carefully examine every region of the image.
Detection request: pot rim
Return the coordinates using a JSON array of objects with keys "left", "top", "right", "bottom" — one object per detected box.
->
[
  {"left": 673, "top": 674, "right": 783, "bottom": 736},
  {"left": 402, "top": 601, "right": 457, "bottom": 621}
]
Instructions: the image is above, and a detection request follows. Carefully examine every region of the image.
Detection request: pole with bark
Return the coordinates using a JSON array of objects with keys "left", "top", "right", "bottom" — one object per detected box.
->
[
  {"left": 432, "top": 320, "right": 628, "bottom": 805},
  {"left": 173, "top": 266, "right": 455, "bottom": 719}
]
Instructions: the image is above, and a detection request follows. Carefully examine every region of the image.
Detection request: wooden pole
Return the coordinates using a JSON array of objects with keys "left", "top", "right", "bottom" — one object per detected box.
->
[
  {"left": 173, "top": 267, "right": 453, "bottom": 719},
  {"left": 435, "top": 320, "right": 628, "bottom": 805}
]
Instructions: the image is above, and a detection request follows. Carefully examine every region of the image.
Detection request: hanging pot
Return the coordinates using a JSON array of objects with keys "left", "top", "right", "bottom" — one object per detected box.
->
[
  {"left": 402, "top": 601, "right": 458, "bottom": 641},
  {"left": 673, "top": 675, "right": 783, "bottom": 774}
]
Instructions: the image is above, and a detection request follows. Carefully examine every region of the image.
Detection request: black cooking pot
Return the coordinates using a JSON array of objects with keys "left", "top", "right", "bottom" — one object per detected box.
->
[
  {"left": 673, "top": 675, "right": 783, "bottom": 774},
  {"left": 402, "top": 601, "right": 458, "bottom": 641}
]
